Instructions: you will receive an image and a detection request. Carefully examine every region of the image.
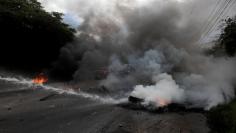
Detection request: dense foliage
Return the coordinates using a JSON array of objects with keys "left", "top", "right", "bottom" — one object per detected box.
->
[
  {"left": 210, "top": 17, "right": 236, "bottom": 57},
  {"left": 207, "top": 16, "right": 236, "bottom": 133},
  {"left": 0, "top": 0, "right": 75, "bottom": 70},
  {"left": 207, "top": 99, "right": 236, "bottom": 133}
]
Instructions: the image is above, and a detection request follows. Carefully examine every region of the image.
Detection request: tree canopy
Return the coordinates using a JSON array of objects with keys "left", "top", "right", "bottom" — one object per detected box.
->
[
  {"left": 219, "top": 17, "right": 236, "bottom": 56},
  {"left": 0, "top": 0, "right": 75, "bottom": 70},
  {"left": 207, "top": 16, "right": 236, "bottom": 133},
  {"left": 210, "top": 17, "right": 236, "bottom": 57}
]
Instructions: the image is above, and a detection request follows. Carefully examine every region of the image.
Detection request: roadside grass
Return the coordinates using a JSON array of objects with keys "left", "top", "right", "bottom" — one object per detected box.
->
[{"left": 207, "top": 99, "right": 236, "bottom": 133}]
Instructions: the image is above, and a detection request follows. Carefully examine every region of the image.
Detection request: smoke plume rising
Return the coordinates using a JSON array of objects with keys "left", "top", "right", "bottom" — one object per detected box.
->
[{"left": 41, "top": 0, "right": 236, "bottom": 109}]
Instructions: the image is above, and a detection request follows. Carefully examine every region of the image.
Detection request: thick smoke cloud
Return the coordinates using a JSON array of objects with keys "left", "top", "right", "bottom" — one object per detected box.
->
[
  {"left": 131, "top": 73, "right": 185, "bottom": 107},
  {"left": 41, "top": 0, "right": 236, "bottom": 109}
]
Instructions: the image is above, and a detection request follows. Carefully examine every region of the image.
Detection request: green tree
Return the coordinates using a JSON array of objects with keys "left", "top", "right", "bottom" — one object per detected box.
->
[
  {"left": 207, "top": 17, "right": 236, "bottom": 133},
  {"left": 207, "top": 99, "right": 236, "bottom": 133},
  {"left": 219, "top": 17, "right": 236, "bottom": 56},
  {"left": 210, "top": 17, "right": 236, "bottom": 57},
  {"left": 0, "top": 0, "right": 75, "bottom": 70}
]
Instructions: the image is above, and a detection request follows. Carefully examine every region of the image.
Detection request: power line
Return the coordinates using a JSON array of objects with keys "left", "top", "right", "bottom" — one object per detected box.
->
[
  {"left": 199, "top": 0, "right": 221, "bottom": 34},
  {"left": 204, "top": 0, "right": 233, "bottom": 39},
  {"left": 200, "top": 0, "right": 234, "bottom": 43},
  {"left": 219, "top": 0, "right": 236, "bottom": 22},
  {"left": 203, "top": 0, "right": 229, "bottom": 35},
  {"left": 198, "top": 0, "right": 227, "bottom": 43}
]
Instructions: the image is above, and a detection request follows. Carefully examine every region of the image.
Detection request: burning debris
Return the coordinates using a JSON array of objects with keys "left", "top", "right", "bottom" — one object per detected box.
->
[
  {"left": 128, "top": 96, "right": 144, "bottom": 104},
  {"left": 130, "top": 74, "right": 184, "bottom": 108},
  {"left": 32, "top": 73, "right": 48, "bottom": 85},
  {"left": 127, "top": 95, "right": 204, "bottom": 113}
]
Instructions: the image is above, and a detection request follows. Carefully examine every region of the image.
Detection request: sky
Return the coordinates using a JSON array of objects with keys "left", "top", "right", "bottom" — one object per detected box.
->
[{"left": 38, "top": 0, "right": 236, "bottom": 43}]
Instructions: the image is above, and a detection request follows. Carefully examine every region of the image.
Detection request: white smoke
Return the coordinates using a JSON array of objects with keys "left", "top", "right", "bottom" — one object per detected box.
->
[
  {"left": 130, "top": 57, "right": 236, "bottom": 110},
  {"left": 131, "top": 73, "right": 185, "bottom": 107}
]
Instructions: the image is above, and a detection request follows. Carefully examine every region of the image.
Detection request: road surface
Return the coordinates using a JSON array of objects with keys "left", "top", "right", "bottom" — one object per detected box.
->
[{"left": 0, "top": 78, "right": 210, "bottom": 133}]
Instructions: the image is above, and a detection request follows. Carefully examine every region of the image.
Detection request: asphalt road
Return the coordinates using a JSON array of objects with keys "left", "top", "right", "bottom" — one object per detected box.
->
[{"left": 0, "top": 79, "right": 210, "bottom": 133}]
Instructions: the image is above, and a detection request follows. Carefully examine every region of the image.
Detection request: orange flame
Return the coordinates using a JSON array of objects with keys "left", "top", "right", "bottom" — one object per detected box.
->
[
  {"left": 32, "top": 73, "right": 48, "bottom": 84},
  {"left": 156, "top": 97, "right": 170, "bottom": 107}
]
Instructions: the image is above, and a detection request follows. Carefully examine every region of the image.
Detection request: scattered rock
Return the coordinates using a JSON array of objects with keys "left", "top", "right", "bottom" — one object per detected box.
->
[
  {"left": 128, "top": 96, "right": 144, "bottom": 103},
  {"left": 49, "top": 105, "right": 56, "bottom": 108},
  {"left": 7, "top": 107, "right": 12, "bottom": 111},
  {"left": 0, "top": 118, "right": 7, "bottom": 122},
  {"left": 119, "top": 124, "right": 123, "bottom": 127},
  {"left": 19, "top": 118, "right": 24, "bottom": 122},
  {"left": 39, "top": 94, "right": 57, "bottom": 101},
  {"left": 91, "top": 112, "right": 97, "bottom": 115}
]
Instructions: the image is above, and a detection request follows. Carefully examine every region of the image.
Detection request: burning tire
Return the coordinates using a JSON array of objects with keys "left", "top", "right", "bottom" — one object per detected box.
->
[{"left": 128, "top": 96, "right": 144, "bottom": 103}]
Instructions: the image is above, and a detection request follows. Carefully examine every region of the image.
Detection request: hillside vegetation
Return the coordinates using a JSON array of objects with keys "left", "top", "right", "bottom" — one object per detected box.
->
[
  {"left": 207, "top": 17, "right": 236, "bottom": 133},
  {"left": 0, "top": 0, "right": 75, "bottom": 70}
]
